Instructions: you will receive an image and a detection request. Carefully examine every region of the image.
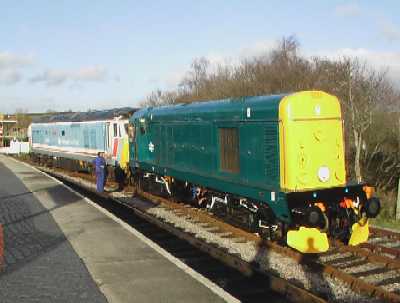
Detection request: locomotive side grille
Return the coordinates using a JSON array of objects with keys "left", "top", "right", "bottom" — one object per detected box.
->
[
  {"left": 219, "top": 127, "right": 239, "bottom": 173},
  {"left": 264, "top": 124, "right": 279, "bottom": 181}
]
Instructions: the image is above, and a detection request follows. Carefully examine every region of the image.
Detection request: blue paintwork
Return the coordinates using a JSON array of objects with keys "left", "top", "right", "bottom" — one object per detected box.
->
[{"left": 31, "top": 122, "right": 107, "bottom": 151}]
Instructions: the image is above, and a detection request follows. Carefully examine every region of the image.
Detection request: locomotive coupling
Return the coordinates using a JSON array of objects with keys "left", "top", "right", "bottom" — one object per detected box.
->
[
  {"left": 291, "top": 205, "right": 328, "bottom": 229},
  {"left": 304, "top": 206, "right": 327, "bottom": 229}
]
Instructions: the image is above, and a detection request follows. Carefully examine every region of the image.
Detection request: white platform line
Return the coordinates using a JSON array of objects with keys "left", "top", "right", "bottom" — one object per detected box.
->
[{"left": 7, "top": 156, "right": 240, "bottom": 303}]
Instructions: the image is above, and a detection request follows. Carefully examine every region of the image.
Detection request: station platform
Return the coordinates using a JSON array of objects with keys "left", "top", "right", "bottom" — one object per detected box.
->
[{"left": 0, "top": 155, "right": 233, "bottom": 303}]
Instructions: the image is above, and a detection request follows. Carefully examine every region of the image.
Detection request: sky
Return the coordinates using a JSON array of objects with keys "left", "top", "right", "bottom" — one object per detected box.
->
[{"left": 0, "top": 1, "right": 399, "bottom": 113}]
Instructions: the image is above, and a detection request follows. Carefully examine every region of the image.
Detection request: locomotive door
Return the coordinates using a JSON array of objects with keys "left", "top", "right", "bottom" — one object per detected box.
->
[
  {"left": 128, "top": 123, "right": 137, "bottom": 161},
  {"left": 137, "top": 117, "right": 156, "bottom": 164},
  {"left": 157, "top": 125, "right": 174, "bottom": 167}
]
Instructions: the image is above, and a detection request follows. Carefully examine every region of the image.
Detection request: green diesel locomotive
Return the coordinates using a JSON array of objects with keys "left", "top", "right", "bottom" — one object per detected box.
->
[{"left": 128, "top": 91, "right": 380, "bottom": 253}]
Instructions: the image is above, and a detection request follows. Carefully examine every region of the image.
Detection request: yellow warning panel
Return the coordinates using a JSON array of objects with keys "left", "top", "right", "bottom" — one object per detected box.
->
[
  {"left": 349, "top": 218, "right": 369, "bottom": 246},
  {"left": 287, "top": 227, "right": 329, "bottom": 253},
  {"left": 279, "top": 91, "right": 346, "bottom": 191},
  {"left": 120, "top": 138, "right": 130, "bottom": 169}
]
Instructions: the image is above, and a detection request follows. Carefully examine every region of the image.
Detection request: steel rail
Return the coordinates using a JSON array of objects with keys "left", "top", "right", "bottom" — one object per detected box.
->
[{"left": 32, "top": 164, "right": 326, "bottom": 303}]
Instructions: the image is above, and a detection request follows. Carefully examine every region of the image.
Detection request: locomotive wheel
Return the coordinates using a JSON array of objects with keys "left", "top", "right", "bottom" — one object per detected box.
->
[{"left": 138, "top": 175, "right": 149, "bottom": 192}]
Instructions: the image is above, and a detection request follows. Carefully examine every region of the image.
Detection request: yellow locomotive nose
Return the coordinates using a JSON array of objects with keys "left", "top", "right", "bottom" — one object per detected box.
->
[
  {"left": 279, "top": 91, "right": 348, "bottom": 253},
  {"left": 279, "top": 91, "right": 346, "bottom": 191}
]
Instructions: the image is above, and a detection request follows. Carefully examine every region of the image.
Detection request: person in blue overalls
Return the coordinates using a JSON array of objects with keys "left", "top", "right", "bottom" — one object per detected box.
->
[{"left": 93, "top": 152, "right": 106, "bottom": 192}]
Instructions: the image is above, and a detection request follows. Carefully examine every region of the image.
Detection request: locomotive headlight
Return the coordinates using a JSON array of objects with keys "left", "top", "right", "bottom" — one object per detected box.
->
[{"left": 318, "top": 166, "right": 330, "bottom": 182}]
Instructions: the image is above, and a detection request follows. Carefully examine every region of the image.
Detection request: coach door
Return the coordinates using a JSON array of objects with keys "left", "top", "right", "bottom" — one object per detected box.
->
[{"left": 128, "top": 123, "right": 137, "bottom": 161}]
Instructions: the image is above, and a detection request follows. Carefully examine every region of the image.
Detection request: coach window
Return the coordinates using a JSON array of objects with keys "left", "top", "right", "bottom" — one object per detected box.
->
[
  {"left": 106, "top": 125, "right": 110, "bottom": 148},
  {"left": 113, "top": 123, "right": 118, "bottom": 137},
  {"left": 219, "top": 127, "right": 240, "bottom": 173},
  {"left": 61, "top": 130, "right": 65, "bottom": 136}
]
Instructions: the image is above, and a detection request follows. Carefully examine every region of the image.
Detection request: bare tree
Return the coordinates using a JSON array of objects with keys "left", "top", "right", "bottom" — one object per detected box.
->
[
  {"left": 14, "top": 108, "right": 32, "bottom": 129},
  {"left": 338, "top": 59, "right": 393, "bottom": 181},
  {"left": 141, "top": 89, "right": 178, "bottom": 107}
]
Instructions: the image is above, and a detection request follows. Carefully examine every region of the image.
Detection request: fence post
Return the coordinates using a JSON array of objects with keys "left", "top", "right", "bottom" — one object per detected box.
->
[{"left": 397, "top": 178, "right": 400, "bottom": 220}]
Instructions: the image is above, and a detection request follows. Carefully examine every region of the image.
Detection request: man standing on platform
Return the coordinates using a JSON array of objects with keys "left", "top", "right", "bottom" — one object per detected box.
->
[{"left": 93, "top": 152, "right": 106, "bottom": 193}]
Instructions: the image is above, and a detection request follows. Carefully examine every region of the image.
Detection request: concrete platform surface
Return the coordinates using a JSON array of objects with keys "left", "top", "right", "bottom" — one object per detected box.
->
[{"left": 0, "top": 155, "right": 232, "bottom": 303}]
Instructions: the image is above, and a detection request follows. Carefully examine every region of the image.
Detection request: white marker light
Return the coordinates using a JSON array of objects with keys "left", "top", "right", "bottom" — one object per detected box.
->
[
  {"left": 318, "top": 166, "right": 330, "bottom": 182},
  {"left": 246, "top": 107, "right": 251, "bottom": 118},
  {"left": 315, "top": 105, "right": 321, "bottom": 115}
]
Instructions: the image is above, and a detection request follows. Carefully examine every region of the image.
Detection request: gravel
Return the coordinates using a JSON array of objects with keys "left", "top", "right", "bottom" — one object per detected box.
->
[
  {"left": 146, "top": 206, "right": 380, "bottom": 302},
  {"left": 361, "top": 269, "right": 400, "bottom": 284},
  {"left": 367, "top": 237, "right": 389, "bottom": 244},
  {"left": 342, "top": 263, "right": 384, "bottom": 275},
  {"left": 379, "top": 241, "right": 400, "bottom": 248}
]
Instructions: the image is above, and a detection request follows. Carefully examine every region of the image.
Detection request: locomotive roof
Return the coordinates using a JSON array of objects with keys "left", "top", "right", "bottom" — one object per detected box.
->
[
  {"left": 132, "top": 94, "right": 287, "bottom": 122},
  {"left": 32, "top": 107, "right": 138, "bottom": 123}
]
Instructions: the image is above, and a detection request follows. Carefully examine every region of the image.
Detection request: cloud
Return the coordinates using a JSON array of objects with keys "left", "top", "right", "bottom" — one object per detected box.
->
[
  {"left": 152, "top": 40, "right": 279, "bottom": 89},
  {"left": 238, "top": 40, "right": 276, "bottom": 58},
  {"left": 74, "top": 66, "right": 108, "bottom": 82},
  {"left": 0, "top": 51, "right": 33, "bottom": 85},
  {"left": 311, "top": 48, "right": 400, "bottom": 85},
  {"left": 30, "top": 69, "right": 68, "bottom": 86},
  {"left": 30, "top": 66, "right": 108, "bottom": 86},
  {"left": 334, "top": 3, "right": 361, "bottom": 17},
  {"left": 379, "top": 20, "right": 400, "bottom": 42},
  {"left": 0, "top": 70, "right": 22, "bottom": 85},
  {"left": 201, "top": 40, "right": 276, "bottom": 68},
  {"left": 0, "top": 51, "right": 34, "bottom": 70}
]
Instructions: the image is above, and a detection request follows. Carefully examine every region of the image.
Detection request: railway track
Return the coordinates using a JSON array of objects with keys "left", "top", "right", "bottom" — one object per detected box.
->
[
  {"left": 22, "top": 162, "right": 324, "bottom": 303},
  {"left": 363, "top": 228, "right": 400, "bottom": 259},
  {"left": 129, "top": 191, "right": 400, "bottom": 303},
  {"left": 16, "top": 157, "right": 400, "bottom": 302},
  {"left": 62, "top": 183, "right": 297, "bottom": 303}
]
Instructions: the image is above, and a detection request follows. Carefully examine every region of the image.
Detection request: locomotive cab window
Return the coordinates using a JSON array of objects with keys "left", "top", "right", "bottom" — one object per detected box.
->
[
  {"left": 128, "top": 124, "right": 136, "bottom": 142},
  {"left": 139, "top": 119, "right": 146, "bottom": 135},
  {"left": 219, "top": 127, "right": 239, "bottom": 173}
]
